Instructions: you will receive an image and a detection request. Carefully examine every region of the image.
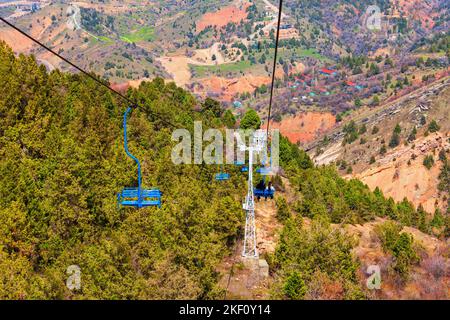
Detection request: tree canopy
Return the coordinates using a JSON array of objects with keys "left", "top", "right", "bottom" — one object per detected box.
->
[
  {"left": 0, "top": 41, "right": 445, "bottom": 300},
  {"left": 240, "top": 109, "right": 261, "bottom": 130},
  {"left": 0, "top": 42, "right": 246, "bottom": 299}
]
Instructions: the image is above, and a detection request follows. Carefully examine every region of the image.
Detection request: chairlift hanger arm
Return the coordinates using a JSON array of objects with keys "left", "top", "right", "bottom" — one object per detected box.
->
[
  {"left": 123, "top": 107, "right": 142, "bottom": 188},
  {"left": 118, "top": 106, "right": 162, "bottom": 208}
]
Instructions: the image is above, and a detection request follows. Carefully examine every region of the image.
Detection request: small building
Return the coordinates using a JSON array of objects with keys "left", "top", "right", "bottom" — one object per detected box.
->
[
  {"left": 16, "top": 3, "right": 40, "bottom": 12},
  {"left": 280, "top": 24, "right": 292, "bottom": 30},
  {"left": 233, "top": 101, "right": 243, "bottom": 108},
  {"left": 320, "top": 68, "right": 337, "bottom": 76},
  {"left": 345, "top": 80, "right": 364, "bottom": 91}
]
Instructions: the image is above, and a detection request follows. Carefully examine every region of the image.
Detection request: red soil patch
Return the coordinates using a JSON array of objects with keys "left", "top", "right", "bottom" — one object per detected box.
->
[
  {"left": 110, "top": 82, "right": 130, "bottom": 93},
  {"left": 275, "top": 66, "right": 284, "bottom": 79},
  {"left": 290, "top": 62, "right": 306, "bottom": 74},
  {"left": 0, "top": 28, "right": 34, "bottom": 51},
  {"left": 266, "top": 112, "right": 336, "bottom": 144},
  {"left": 195, "top": 75, "right": 271, "bottom": 102},
  {"left": 196, "top": 2, "right": 250, "bottom": 33},
  {"left": 110, "top": 77, "right": 155, "bottom": 93}
]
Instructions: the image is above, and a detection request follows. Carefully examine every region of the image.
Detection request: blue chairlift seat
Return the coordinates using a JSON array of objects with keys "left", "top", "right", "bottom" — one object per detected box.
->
[
  {"left": 254, "top": 188, "right": 275, "bottom": 199},
  {"left": 117, "top": 188, "right": 161, "bottom": 208},
  {"left": 215, "top": 172, "right": 230, "bottom": 181},
  {"left": 256, "top": 167, "right": 272, "bottom": 175},
  {"left": 215, "top": 163, "right": 230, "bottom": 181},
  {"left": 118, "top": 107, "right": 161, "bottom": 209},
  {"left": 235, "top": 160, "right": 248, "bottom": 173}
]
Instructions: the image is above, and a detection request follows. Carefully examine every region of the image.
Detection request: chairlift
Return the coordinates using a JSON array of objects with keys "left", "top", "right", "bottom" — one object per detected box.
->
[
  {"left": 215, "top": 164, "right": 230, "bottom": 181},
  {"left": 117, "top": 107, "right": 161, "bottom": 208},
  {"left": 253, "top": 188, "right": 275, "bottom": 200},
  {"left": 235, "top": 160, "right": 249, "bottom": 173}
]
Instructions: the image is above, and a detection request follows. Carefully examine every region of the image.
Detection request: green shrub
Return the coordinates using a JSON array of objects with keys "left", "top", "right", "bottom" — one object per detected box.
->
[
  {"left": 271, "top": 216, "right": 361, "bottom": 299},
  {"left": 240, "top": 109, "right": 261, "bottom": 130},
  {"left": 375, "top": 221, "right": 403, "bottom": 251},
  {"left": 283, "top": 272, "right": 307, "bottom": 299},
  {"left": 276, "top": 197, "right": 291, "bottom": 222},
  {"left": 423, "top": 155, "right": 435, "bottom": 170},
  {"left": 389, "top": 132, "right": 400, "bottom": 148},
  {"left": 222, "top": 109, "right": 236, "bottom": 128},
  {"left": 428, "top": 120, "right": 440, "bottom": 133},
  {"left": 375, "top": 222, "right": 419, "bottom": 279},
  {"left": 391, "top": 233, "right": 419, "bottom": 278}
]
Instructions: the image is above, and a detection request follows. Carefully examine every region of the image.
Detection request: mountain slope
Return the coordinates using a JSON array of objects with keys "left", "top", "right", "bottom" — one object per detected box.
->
[
  {"left": 0, "top": 42, "right": 448, "bottom": 300},
  {"left": 0, "top": 41, "right": 247, "bottom": 299}
]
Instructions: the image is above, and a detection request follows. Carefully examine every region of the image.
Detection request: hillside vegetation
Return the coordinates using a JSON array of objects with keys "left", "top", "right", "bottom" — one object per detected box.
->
[
  {"left": 0, "top": 42, "right": 246, "bottom": 299},
  {"left": 267, "top": 156, "right": 448, "bottom": 299},
  {"left": 0, "top": 42, "right": 447, "bottom": 299}
]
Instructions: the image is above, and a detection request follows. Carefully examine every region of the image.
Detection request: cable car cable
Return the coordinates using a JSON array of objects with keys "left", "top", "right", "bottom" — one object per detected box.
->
[
  {"left": 0, "top": 16, "right": 179, "bottom": 130},
  {"left": 266, "top": 0, "right": 283, "bottom": 137}
]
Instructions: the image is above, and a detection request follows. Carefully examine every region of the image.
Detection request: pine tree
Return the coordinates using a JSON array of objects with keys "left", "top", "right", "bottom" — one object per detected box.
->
[
  {"left": 240, "top": 109, "right": 261, "bottom": 130},
  {"left": 428, "top": 120, "right": 440, "bottom": 133},
  {"left": 222, "top": 110, "right": 236, "bottom": 128}
]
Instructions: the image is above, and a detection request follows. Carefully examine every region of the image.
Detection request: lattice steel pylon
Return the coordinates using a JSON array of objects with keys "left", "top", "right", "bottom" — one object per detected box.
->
[{"left": 237, "top": 130, "right": 266, "bottom": 259}]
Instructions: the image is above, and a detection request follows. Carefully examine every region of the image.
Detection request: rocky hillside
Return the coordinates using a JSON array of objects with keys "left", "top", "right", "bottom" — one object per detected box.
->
[
  {"left": 311, "top": 76, "right": 450, "bottom": 216},
  {"left": 283, "top": 0, "right": 449, "bottom": 57}
]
